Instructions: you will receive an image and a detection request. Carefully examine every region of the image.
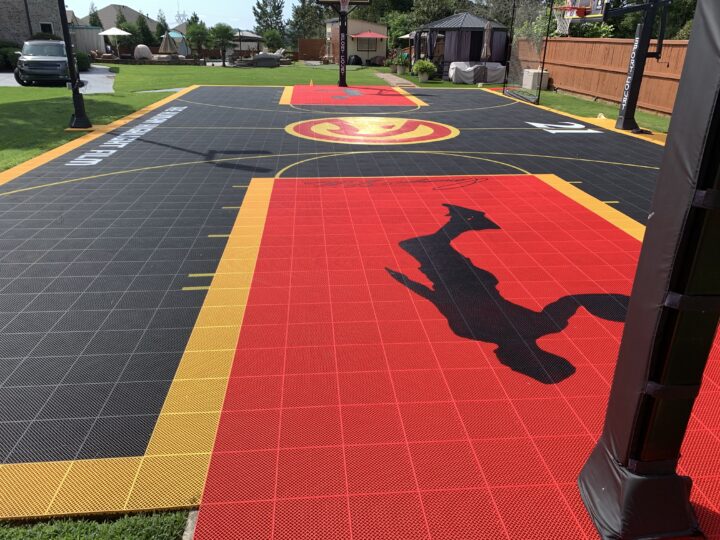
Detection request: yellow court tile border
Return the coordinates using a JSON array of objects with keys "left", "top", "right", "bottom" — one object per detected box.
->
[
  {"left": 535, "top": 174, "right": 645, "bottom": 241},
  {"left": 0, "top": 178, "right": 275, "bottom": 519},
  {"left": 0, "top": 85, "right": 200, "bottom": 189},
  {"left": 482, "top": 88, "right": 666, "bottom": 147},
  {"left": 392, "top": 86, "right": 429, "bottom": 107}
]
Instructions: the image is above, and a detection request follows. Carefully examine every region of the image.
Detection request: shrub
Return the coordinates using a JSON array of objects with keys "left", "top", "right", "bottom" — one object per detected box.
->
[
  {"left": 0, "top": 47, "right": 20, "bottom": 70},
  {"left": 75, "top": 51, "right": 91, "bottom": 71},
  {"left": 412, "top": 59, "right": 437, "bottom": 77},
  {"left": 0, "top": 40, "right": 21, "bottom": 49}
]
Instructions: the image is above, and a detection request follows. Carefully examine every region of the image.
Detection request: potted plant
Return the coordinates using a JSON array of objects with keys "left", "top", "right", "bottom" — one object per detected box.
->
[
  {"left": 384, "top": 57, "right": 397, "bottom": 73},
  {"left": 394, "top": 56, "right": 409, "bottom": 75},
  {"left": 412, "top": 59, "right": 437, "bottom": 83}
]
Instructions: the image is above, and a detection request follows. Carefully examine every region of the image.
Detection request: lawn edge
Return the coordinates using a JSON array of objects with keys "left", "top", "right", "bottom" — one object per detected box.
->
[{"left": 0, "top": 85, "right": 199, "bottom": 188}]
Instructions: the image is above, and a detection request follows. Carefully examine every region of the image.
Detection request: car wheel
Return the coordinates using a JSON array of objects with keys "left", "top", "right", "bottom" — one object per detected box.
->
[{"left": 14, "top": 69, "right": 30, "bottom": 86}]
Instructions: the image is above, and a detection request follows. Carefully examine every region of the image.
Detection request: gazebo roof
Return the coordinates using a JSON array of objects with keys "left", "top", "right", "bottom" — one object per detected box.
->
[{"left": 420, "top": 12, "right": 506, "bottom": 31}]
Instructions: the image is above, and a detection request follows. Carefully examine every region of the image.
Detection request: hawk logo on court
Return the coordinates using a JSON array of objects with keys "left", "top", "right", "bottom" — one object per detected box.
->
[{"left": 285, "top": 117, "right": 459, "bottom": 145}]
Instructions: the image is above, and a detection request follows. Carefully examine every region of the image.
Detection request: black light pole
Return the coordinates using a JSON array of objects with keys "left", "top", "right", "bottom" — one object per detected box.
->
[{"left": 57, "top": 0, "right": 92, "bottom": 129}]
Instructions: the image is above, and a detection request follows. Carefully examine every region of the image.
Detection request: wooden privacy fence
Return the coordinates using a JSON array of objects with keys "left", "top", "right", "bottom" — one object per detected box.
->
[
  {"left": 517, "top": 37, "right": 688, "bottom": 114},
  {"left": 298, "top": 39, "right": 326, "bottom": 61}
]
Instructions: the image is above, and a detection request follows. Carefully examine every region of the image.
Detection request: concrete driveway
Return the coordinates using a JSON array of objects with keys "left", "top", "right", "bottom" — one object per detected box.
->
[{"left": 0, "top": 64, "right": 116, "bottom": 93}]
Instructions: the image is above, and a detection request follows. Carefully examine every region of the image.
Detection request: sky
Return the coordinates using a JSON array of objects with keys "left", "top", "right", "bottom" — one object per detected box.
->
[{"left": 66, "top": 0, "right": 294, "bottom": 30}]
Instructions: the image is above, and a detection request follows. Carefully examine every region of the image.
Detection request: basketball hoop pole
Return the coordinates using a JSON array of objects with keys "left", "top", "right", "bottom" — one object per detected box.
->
[
  {"left": 57, "top": 0, "right": 92, "bottom": 128},
  {"left": 335, "top": 0, "right": 352, "bottom": 87},
  {"left": 603, "top": 0, "right": 670, "bottom": 131},
  {"left": 339, "top": 6, "right": 348, "bottom": 86}
]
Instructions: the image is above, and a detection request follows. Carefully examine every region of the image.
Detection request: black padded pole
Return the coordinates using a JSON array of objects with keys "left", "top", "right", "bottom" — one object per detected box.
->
[
  {"left": 579, "top": 0, "right": 720, "bottom": 537},
  {"left": 338, "top": 9, "right": 348, "bottom": 87},
  {"left": 57, "top": 0, "right": 92, "bottom": 129}
]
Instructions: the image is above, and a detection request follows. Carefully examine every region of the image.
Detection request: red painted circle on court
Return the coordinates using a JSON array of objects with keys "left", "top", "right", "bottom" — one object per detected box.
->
[{"left": 284, "top": 117, "right": 460, "bottom": 145}]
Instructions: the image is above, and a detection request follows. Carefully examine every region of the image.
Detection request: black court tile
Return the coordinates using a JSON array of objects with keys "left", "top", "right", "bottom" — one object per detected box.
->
[
  {"left": 53, "top": 310, "right": 108, "bottom": 332},
  {"left": 37, "top": 383, "right": 114, "bottom": 420},
  {"left": 77, "top": 415, "right": 157, "bottom": 459},
  {"left": 0, "top": 333, "right": 44, "bottom": 358},
  {"left": 25, "top": 293, "right": 79, "bottom": 312},
  {"left": 135, "top": 328, "right": 190, "bottom": 354},
  {"left": 0, "top": 422, "right": 29, "bottom": 462},
  {"left": 84, "top": 330, "right": 144, "bottom": 355},
  {"left": 4, "top": 357, "right": 73, "bottom": 387},
  {"left": 63, "top": 354, "right": 130, "bottom": 384},
  {"left": 69, "top": 292, "right": 123, "bottom": 311},
  {"left": 120, "top": 352, "right": 182, "bottom": 382},
  {"left": 0, "top": 386, "right": 55, "bottom": 422},
  {"left": 100, "top": 309, "right": 156, "bottom": 331},
  {"left": 32, "top": 332, "right": 96, "bottom": 357},
  {"left": 116, "top": 291, "right": 167, "bottom": 310},
  {"left": 3, "top": 311, "right": 60, "bottom": 333},
  {"left": 6, "top": 418, "right": 95, "bottom": 463},
  {"left": 148, "top": 308, "right": 201, "bottom": 329},
  {"left": 101, "top": 381, "right": 171, "bottom": 416}
]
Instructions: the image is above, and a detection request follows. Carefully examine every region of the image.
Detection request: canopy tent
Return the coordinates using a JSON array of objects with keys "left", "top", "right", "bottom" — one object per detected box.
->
[
  {"left": 168, "top": 30, "right": 191, "bottom": 57},
  {"left": 415, "top": 12, "right": 508, "bottom": 79},
  {"left": 235, "top": 30, "right": 264, "bottom": 56}
]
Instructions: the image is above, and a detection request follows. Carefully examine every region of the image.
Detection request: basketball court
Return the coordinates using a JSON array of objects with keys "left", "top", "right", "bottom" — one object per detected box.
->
[{"left": 0, "top": 84, "right": 717, "bottom": 538}]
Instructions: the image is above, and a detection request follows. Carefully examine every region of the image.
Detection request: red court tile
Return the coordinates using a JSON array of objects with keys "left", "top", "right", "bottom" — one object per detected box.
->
[
  {"left": 196, "top": 176, "right": 720, "bottom": 539},
  {"left": 289, "top": 85, "right": 418, "bottom": 107}
]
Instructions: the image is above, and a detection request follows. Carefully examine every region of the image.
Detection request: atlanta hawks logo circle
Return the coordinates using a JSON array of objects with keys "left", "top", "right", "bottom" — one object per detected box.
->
[{"left": 284, "top": 117, "right": 460, "bottom": 145}]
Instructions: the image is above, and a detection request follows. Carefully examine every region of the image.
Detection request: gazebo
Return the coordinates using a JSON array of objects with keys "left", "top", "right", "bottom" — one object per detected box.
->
[{"left": 415, "top": 12, "right": 508, "bottom": 80}]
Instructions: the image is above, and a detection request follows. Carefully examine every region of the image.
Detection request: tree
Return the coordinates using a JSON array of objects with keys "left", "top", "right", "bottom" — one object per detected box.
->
[
  {"left": 188, "top": 12, "right": 201, "bottom": 26},
  {"left": 186, "top": 21, "right": 210, "bottom": 58},
  {"left": 411, "top": 0, "right": 457, "bottom": 26},
  {"left": 88, "top": 2, "right": 103, "bottom": 29},
  {"left": 604, "top": 0, "right": 696, "bottom": 39},
  {"left": 117, "top": 21, "right": 140, "bottom": 51},
  {"left": 156, "top": 10, "right": 170, "bottom": 41},
  {"left": 253, "top": 0, "right": 285, "bottom": 36},
  {"left": 384, "top": 10, "right": 414, "bottom": 49},
  {"left": 286, "top": 0, "right": 325, "bottom": 45},
  {"left": 263, "top": 28, "right": 284, "bottom": 51},
  {"left": 210, "top": 23, "right": 235, "bottom": 66},
  {"left": 115, "top": 7, "right": 127, "bottom": 26},
  {"left": 136, "top": 13, "right": 157, "bottom": 46}
]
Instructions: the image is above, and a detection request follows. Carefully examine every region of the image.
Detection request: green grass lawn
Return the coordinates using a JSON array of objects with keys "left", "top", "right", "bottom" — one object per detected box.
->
[
  {"left": 0, "top": 511, "right": 187, "bottom": 540},
  {"left": 537, "top": 90, "right": 670, "bottom": 133},
  {"left": 0, "top": 86, "right": 172, "bottom": 171},
  {"left": 111, "top": 63, "right": 383, "bottom": 92}
]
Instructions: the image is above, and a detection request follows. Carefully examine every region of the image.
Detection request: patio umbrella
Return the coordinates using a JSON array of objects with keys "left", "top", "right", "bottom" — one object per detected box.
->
[
  {"left": 352, "top": 31, "right": 387, "bottom": 64},
  {"left": 98, "top": 26, "right": 131, "bottom": 57},
  {"left": 158, "top": 32, "right": 178, "bottom": 55},
  {"left": 481, "top": 20, "right": 493, "bottom": 63}
]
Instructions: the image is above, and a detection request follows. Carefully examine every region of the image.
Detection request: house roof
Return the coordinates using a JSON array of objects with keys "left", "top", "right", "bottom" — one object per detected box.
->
[
  {"left": 172, "top": 22, "right": 188, "bottom": 34},
  {"left": 236, "top": 30, "right": 263, "bottom": 41},
  {"left": 420, "top": 12, "right": 506, "bottom": 31},
  {"left": 78, "top": 4, "right": 159, "bottom": 32}
]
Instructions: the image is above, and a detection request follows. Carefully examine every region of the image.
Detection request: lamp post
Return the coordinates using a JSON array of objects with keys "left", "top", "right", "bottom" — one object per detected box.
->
[{"left": 57, "top": 0, "right": 92, "bottom": 129}]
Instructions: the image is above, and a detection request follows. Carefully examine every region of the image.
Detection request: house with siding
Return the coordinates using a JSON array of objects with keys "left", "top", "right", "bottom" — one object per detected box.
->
[{"left": 0, "top": 0, "right": 62, "bottom": 45}]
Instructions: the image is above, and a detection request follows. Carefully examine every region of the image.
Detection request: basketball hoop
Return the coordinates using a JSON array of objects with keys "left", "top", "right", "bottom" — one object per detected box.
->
[
  {"left": 338, "top": 0, "right": 351, "bottom": 13},
  {"left": 553, "top": 5, "right": 588, "bottom": 35}
]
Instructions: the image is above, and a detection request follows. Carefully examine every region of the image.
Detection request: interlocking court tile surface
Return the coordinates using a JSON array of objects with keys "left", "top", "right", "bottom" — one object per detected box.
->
[
  {"left": 194, "top": 175, "right": 720, "bottom": 540},
  {"left": 0, "top": 85, "right": 716, "bottom": 536}
]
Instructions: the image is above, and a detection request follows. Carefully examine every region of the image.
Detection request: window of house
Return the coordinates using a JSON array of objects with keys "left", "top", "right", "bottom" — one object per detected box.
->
[
  {"left": 40, "top": 22, "right": 54, "bottom": 34},
  {"left": 356, "top": 38, "right": 377, "bottom": 52}
]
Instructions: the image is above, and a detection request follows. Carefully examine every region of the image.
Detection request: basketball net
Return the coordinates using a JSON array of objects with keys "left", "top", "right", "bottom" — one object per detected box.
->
[
  {"left": 339, "top": 0, "right": 351, "bottom": 13},
  {"left": 554, "top": 7, "right": 574, "bottom": 35}
]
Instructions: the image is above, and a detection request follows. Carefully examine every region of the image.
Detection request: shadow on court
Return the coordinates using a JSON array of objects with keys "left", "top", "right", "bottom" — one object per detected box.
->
[{"left": 387, "top": 203, "right": 629, "bottom": 383}]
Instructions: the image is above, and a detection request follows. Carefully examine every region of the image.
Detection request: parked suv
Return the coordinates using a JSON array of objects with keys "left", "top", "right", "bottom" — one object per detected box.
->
[{"left": 14, "top": 40, "right": 70, "bottom": 86}]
